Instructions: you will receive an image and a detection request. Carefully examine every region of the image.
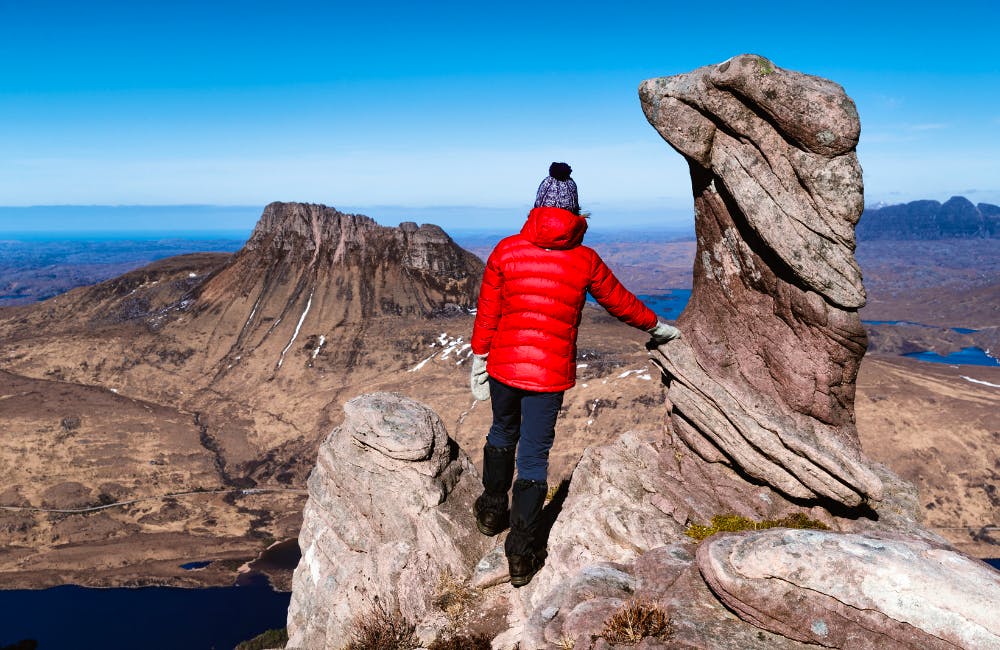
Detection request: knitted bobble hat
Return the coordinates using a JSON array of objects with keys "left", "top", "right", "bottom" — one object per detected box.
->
[{"left": 534, "top": 162, "right": 579, "bottom": 214}]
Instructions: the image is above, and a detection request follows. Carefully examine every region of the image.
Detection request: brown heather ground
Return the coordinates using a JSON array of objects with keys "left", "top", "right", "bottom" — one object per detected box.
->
[{"left": 0, "top": 237, "right": 996, "bottom": 588}]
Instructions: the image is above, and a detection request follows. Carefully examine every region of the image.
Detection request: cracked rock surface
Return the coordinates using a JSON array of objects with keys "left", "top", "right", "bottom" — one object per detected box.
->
[
  {"left": 698, "top": 529, "right": 1000, "bottom": 649},
  {"left": 640, "top": 54, "right": 883, "bottom": 507}
]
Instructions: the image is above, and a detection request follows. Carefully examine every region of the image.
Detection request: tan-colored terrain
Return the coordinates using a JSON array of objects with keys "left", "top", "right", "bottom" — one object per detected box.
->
[
  {"left": 856, "top": 355, "right": 1000, "bottom": 557},
  {"left": 1, "top": 217, "right": 997, "bottom": 589}
]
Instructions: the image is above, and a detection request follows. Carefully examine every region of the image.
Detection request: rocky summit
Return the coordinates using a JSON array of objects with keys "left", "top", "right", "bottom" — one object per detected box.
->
[
  {"left": 285, "top": 55, "right": 1000, "bottom": 650},
  {"left": 286, "top": 393, "right": 490, "bottom": 649}
]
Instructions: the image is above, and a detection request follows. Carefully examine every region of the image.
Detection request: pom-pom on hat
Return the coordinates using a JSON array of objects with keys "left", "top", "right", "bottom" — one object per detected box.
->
[
  {"left": 534, "top": 162, "right": 579, "bottom": 214},
  {"left": 548, "top": 162, "right": 572, "bottom": 181}
]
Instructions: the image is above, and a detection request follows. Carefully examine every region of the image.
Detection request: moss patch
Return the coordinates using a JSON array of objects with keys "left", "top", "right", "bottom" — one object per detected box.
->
[
  {"left": 684, "top": 512, "right": 828, "bottom": 542},
  {"left": 234, "top": 628, "right": 287, "bottom": 650},
  {"left": 754, "top": 56, "right": 775, "bottom": 76}
]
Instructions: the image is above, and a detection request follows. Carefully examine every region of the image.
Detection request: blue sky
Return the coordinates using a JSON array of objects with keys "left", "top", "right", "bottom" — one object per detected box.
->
[{"left": 1, "top": 0, "right": 998, "bottom": 231}]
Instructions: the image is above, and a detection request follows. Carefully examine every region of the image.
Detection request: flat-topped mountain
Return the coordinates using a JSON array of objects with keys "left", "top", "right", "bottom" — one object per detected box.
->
[{"left": 858, "top": 196, "right": 999, "bottom": 240}]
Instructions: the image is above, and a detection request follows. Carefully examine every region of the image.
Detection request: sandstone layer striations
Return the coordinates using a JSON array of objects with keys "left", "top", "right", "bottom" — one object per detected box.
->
[{"left": 639, "top": 54, "right": 883, "bottom": 507}]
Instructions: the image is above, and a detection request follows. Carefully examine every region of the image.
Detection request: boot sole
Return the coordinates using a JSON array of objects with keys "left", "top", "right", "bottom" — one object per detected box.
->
[
  {"left": 510, "top": 567, "right": 541, "bottom": 588},
  {"left": 476, "top": 521, "right": 505, "bottom": 536}
]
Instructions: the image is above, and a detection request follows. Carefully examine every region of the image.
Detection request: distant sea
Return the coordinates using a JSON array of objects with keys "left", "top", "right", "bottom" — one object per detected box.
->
[{"left": 0, "top": 234, "right": 247, "bottom": 305}]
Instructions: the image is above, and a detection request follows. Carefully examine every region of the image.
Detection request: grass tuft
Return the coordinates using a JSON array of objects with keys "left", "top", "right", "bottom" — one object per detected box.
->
[
  {"left": 343, "top": 599, "right": 418, "bottom": 650},
  {"left": 600, "top": 598, "right": 671, "bottom": 645},
  {"left": 431, "top": 568, "right": 477, "bottom": 620},
  {"left": 427, "top": 633, "right": 492, "bottom": 650},
  {"left": 555, "top": 634, "right": 576, "bottom": 649},
  {"left": 684, "top": 512, "right": 829, "bottom": 542}
]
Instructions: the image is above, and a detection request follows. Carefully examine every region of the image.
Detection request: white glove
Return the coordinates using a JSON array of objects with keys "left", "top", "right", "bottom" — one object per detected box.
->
[
  {"left": 470, "top": 353, "right": 490, "bottom": 401},
  {"left": 648, "top": 321, "right": 681, "bottom": 345}
]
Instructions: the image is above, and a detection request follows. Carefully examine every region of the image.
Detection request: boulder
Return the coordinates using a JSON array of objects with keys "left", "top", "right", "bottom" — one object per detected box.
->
[
  {"left": 515, "top": 431, "right": 834, "bottom": 649},
  {"left": 639, "top": 54, "right": 884, "bottom": 507},
  {"left": 698, "top": 529, "right": 1000, "bottom": 649},
  {"left": 285, "top": 392, "right": 491, "bottom": 649}
]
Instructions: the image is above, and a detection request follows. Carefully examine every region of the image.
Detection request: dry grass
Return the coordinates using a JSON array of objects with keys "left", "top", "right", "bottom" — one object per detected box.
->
[
  {"left": 431, "top": 568, "right": 478, "bottom": 620},
  {"left": 343, "top": 599, "right": 418, "bottom": 650},
  {"left": 684, "top": 512, "right": 829, "bottom": 542},
  {"left": 426, "top": 633, "right": 492, "bottom": 650},
  {"left": 555, "top": 634, "right": 576, "bottom": 649},
  {"left": 600, "top": 599, "right": 672, "bottom": 645}
]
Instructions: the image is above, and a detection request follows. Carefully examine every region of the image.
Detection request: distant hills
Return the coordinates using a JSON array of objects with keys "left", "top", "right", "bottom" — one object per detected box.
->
[{"left": 858, "top": 196, "right": 999, "bottom": 240}]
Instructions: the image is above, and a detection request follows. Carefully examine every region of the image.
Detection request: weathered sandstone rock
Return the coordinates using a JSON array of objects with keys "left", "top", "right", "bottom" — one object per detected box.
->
[
  {"left": 514, "top": 430, "right": 829, "bottom": 649},
  {"left": 285, "top": 392, "right": 490, "bottom": 649},
  {"left": 283, "top": 58, "right": 989, "bottom": 650},
  {"left": 639, "top": 54, "right": 883, "bottom": 506},
  {"left": 698, "top": 529, "right": 1000, "bottom": 649}
]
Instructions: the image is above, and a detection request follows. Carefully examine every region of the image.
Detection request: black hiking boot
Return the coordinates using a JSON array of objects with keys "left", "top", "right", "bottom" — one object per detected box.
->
[
  {"left": 474, "top": 493, "right": 508, "bottom": 536},
  {"left": 507, "top": 550, "right": 547, "bottom": 588},
  {"left": 505, "top": 478, "right": 548, "bottom": 587},
  {"left": 474, "top": 443, "right": 516, "bottom": 536}
]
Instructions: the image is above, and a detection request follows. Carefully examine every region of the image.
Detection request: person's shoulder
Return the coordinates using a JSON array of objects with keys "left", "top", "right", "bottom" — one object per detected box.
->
[
  {"left": 574, "top": 243, "right": 600, "bottom": 262},
  {"left": 492, "top": 233, "right": 529, "bottom": 255}
]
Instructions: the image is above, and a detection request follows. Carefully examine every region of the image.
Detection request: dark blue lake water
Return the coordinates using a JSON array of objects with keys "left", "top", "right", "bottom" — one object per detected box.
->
[
  {"left": 589, "top": 290, "right": 691, "bottom": 321},
  {"left": 0, "top": 574, "right": 289, "bottom": 650},
  {"left": 904, "top": 347, "right": 999, "bottom": 367},
  {"left": 637, "top": 291, "right": 692, "bottom": 321},
  {"left": 988, "top": 558, "right": 1000, "bottom": 571}
]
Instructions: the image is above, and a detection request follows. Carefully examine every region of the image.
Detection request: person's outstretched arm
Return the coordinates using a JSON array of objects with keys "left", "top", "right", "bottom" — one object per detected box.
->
[{"left": 589, "top": 251, "right": 680, "bottom": 343}]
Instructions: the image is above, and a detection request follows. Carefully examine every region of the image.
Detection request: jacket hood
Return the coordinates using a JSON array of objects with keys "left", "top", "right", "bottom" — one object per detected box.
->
[{"left": 520, "top": 206, "right": 588, "bottom": 250}]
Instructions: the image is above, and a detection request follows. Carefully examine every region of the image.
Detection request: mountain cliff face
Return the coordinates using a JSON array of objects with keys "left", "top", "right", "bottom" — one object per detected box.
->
[
  {"left": 187, "top": 202, "right": 482, "bottom": 384},
  {"left": 858, "top": 196, "right": 1000, "bottom": 240},
  {"left": 285, "top": 56, "right": 1000, "bottom": 649}
]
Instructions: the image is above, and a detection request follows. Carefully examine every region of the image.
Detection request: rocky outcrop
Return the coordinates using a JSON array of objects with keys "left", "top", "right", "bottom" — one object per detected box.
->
[
  {"left": 199, "top": 202, "right": 483, "bottom": 337},
  {"left": 639, "top": 54, "right": 883, "bottom": 507},
  {"left": 282, "top": 57, "right": 999, "bottom": 650},
  {"left": 285, "top": 393, "right": 491, "bottom": 649},
  {"left": 509, "top": 427, "right": 942, "bottom": 649},
  {"left": 514, "top": 430, "right": 831, "bottom": 649},
  {"left": 698, "top": 529, "right": 1000, "bottom": 649}
]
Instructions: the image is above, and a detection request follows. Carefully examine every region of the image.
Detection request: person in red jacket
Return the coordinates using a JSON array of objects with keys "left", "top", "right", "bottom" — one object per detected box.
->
[{"left": 469, "top": 162, "right": 681, "bottom": 587}]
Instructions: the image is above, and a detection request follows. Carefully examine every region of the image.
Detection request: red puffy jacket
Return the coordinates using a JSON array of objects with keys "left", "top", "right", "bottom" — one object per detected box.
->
[{"left": 471, "top": 206, "right": 658, "bottom": 392}]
